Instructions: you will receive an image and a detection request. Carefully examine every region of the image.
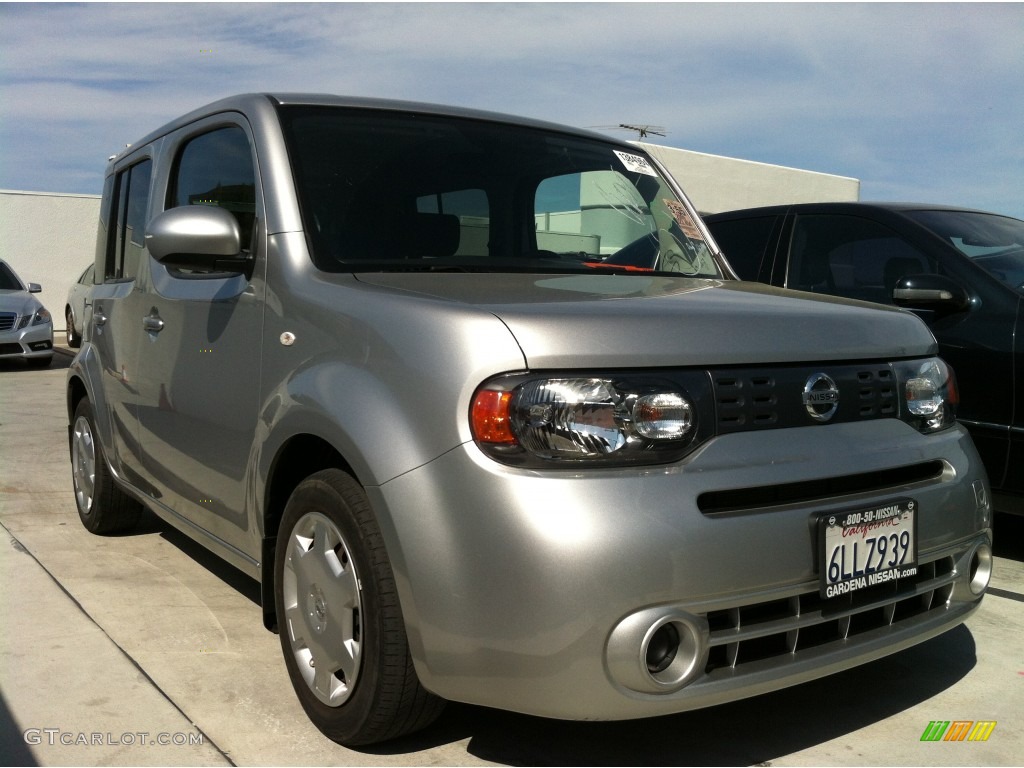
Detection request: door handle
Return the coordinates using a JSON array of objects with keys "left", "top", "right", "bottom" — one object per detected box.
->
[{"left": 143, "top": 315, "right": 165, "bottom": 333}]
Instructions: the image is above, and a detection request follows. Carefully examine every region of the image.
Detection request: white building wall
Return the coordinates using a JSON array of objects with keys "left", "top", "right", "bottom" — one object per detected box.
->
[
  {"left": 634, "top": 142, "right": 860, "bottom": 215},
  {"left": 0, "top": 190, "right": 100, "bottom": 330}
]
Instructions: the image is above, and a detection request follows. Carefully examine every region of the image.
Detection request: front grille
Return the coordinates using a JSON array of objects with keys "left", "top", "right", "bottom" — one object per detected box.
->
[
  {"left": 711, "top": 363, "right": 897, "bottom": 433},
  {"left": 697, "top": 461, "right": 944, "bottom": 514},
  {"left": 703, "top": 554, "right": 956, "bottom": 674},
  {"left": 0, "top": 312, "right": 18, "bottom": 332}
]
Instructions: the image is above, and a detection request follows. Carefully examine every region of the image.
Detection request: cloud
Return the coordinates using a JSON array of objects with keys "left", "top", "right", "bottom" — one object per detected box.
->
[{"left": 1, "top": 2, "right": 1021, "bottom": 215}]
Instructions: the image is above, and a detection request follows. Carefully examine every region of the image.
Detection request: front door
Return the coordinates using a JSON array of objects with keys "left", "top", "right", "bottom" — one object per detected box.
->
[{"left": 135, "top": 120, "right": 264, "bottom": 557}]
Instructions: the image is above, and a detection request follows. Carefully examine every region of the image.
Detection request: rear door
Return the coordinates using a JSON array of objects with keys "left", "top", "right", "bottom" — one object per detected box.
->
[{"left": 89, "top": 156, "right": 154, "bottom": 488}]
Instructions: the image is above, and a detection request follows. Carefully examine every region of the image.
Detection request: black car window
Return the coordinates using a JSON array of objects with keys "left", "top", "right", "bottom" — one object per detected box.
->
[
  {"left": 788, "top": 214, "right": 934, "bottom": 305},
  {"left": 169, "top": 126, "right": 257, "bottom": 253},
  {"left": 905, "top": 209, "right": 1024, "bottom": 295},
  {"left": 705, "top": 216, "right": 778, "bottom": 280}
]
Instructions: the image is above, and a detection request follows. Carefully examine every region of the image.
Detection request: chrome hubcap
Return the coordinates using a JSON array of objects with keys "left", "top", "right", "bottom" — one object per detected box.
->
[
  {"left": 71, "top": 415, "right": 96, "bottom": 515},
  {"left": 283, "top": 511, "right": 362, "bottom": 707}
]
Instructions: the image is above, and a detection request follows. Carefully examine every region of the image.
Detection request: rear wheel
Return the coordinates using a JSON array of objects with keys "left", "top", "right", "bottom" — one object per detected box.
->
[
  {"left": 275, "top": 468, "right": 443, "bottom": 745},
  {"left": 71, "top": 398, "right": 141, "bottom": 533}
]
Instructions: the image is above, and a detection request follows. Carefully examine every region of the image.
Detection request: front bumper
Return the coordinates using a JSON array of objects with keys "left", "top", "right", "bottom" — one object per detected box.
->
[
  {"left": 0, "top": 321, "right": 54, "bottom": 360},
  {"left": 368, "top": 419, "right": 990, "bottom": 720}
]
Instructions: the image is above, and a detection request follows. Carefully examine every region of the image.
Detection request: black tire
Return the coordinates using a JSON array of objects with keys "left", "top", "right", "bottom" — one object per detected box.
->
[
  {"left": 275, "top": 468, "right": 444, "bottom": 745},
  {"left": 70, "top": 398, "right": 141, "bottom": 534},
  {"left": 66, "top": 307, "right": 81, "bottom": 348}
]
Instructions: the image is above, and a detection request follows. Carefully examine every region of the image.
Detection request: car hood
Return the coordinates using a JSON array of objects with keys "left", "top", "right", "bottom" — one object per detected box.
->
[
  {"left": 354, "top": 273, "right": 937, "bottom": 368},
  {"left": 0, "top": 289, "right": 43, "bottom": 317}
]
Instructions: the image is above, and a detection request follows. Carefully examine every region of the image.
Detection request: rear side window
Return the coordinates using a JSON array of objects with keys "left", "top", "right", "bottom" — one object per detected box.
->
[
  {"left": 103, "top": 159, "right": 152, "bottom": 281},
  {"left": 705, "top": 216, "right": 778, "bottom": 281},
  {"left": 788, "top": 215, "right": 934, "bottom": 305},
  {"left": 169, "top": 126, "right": 257, "bottom": 252}
]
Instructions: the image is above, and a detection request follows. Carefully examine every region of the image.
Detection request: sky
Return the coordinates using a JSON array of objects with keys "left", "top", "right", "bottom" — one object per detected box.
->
[{"left": 1, "top": 2, "right": 1022, "bottom": 217}]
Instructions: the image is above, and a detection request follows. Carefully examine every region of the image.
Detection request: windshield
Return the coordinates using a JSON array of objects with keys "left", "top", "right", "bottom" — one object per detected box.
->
[
  {"left": 0, "top": 262, "right": 25, "bottom": 291},
  {"left": 906, "top": 209, "right": 1024, "bottom": 294},
  {"left": 279, "top": 106, "right": 721, "bottom": 278}
]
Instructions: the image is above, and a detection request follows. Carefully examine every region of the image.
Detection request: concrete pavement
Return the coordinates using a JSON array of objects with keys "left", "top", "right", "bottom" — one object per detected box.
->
[{"left": 1, "top": 347, "right": 1022, "bottom": 766}]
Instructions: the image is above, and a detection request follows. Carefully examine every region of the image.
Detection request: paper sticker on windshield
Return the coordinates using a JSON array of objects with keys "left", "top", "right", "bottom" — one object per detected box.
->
[
  {"left": 614, "top": 150, "right": 658, "bottom": 177},
  {"left": 663, "top": 199, "right": 702, "bottom": 239}
]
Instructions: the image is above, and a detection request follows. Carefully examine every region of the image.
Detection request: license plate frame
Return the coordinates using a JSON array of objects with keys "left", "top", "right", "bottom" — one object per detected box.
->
[{"left": 818, "top": 498, "right": 918, "bottom": 599}]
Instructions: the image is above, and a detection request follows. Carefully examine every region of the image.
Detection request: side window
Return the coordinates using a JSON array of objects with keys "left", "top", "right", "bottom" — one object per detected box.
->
[
  {"left": 169, "top": 126, "right": 256, "bottom": 252},
  {"left": 94, "top": 175, "right": 113, "bottom": 279},
  {"left": 705, "top": 216, "right": 778, "bottom": 281},
  {"left": 788, "top": 215, "right": 934, "bottom": 305},
  {"left": 103, "top": 159, "right": 152, "bottom": 281},
  {"left": 415, "top": 189, "right": 489, "bottom": 257}
]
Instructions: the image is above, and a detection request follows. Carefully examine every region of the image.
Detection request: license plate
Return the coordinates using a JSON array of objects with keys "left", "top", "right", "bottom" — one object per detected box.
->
[{"left": 819, "top": 499, "right": 917, "bottom": 598}]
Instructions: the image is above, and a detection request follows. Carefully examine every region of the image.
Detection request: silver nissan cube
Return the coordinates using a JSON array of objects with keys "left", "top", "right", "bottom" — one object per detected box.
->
[{"left": 67, "top": 94, "right": 992, "bottom": 745}]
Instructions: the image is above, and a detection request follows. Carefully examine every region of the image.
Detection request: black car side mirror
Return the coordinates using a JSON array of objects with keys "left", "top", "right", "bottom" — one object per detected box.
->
[{"left": 892, "top": 273, "right": 971, "bottom": 313}]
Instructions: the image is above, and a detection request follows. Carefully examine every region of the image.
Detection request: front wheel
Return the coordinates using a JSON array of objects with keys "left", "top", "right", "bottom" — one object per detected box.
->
[
  {"left": 275, "top": 469, "right": 443, "bottom": 745},
  {"left": 66, "top": 308, "right": 81, "bottom": 347}
]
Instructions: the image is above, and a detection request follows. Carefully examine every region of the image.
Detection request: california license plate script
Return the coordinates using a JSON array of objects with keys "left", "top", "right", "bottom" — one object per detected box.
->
[{"left": 819, "top": 499, "right": 917, "bottom": 598}]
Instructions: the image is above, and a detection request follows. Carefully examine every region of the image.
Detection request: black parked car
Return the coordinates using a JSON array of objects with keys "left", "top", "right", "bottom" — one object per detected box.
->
[{"left": 704, "top": 202, "right": 1024, "bottom": 515}]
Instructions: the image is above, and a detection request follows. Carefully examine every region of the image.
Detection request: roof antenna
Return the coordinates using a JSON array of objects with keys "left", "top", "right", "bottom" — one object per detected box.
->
[{"left": 589, "top": 124, "right": 667, "bottom": 140}]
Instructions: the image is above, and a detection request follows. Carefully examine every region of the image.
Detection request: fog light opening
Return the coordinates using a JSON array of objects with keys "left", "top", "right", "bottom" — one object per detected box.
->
[
  {"left": 642, "top": 619, "right": 699, "bottom": 687},
  {"left": 646, "top": 623, "right": 680, "bottom": 674},
  {"left": 969, "top": 543, "right": 992, "bottom": 595}
]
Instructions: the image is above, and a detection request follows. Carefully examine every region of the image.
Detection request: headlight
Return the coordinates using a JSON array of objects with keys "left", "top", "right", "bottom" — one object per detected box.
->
[
  {"left": 31, "top": 308, "right": 52, "bottom": 326},
  {"left": 894, "top": 357, "right": 958, "bottom": 433},
  {"left": 471, "top": 373, "right": 710, "bottom": 467}
]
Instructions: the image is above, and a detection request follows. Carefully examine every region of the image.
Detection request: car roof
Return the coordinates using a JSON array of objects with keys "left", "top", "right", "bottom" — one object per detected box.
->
[
  {"left": 704, "top": 201, "right": 1001, "bottom": 221},
  {"left": 108, "top": 93, "right": 630, "bottom": 166}
]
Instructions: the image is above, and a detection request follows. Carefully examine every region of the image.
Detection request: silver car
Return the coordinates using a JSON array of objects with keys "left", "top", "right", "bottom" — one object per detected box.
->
[
  {"left": 64, "top": 263, "right": 95, "bottom": 348},
  {"left": 0, "top": 258, "right": 53, "bottom": 367},
  {"left": 67, "top": 94, "right": 992, "bottom": 745}
]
